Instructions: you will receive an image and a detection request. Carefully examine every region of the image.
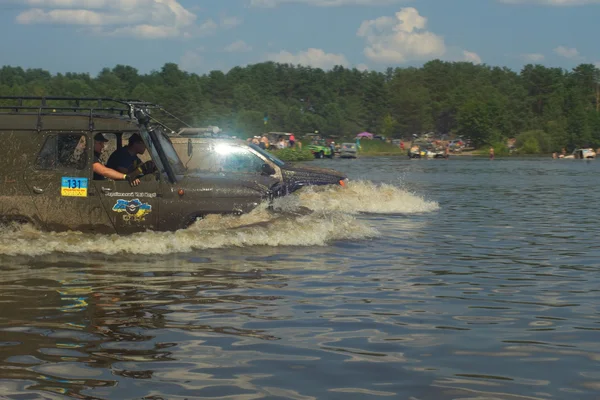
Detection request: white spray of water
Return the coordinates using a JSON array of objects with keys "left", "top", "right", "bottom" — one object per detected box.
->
[
  {"left": 0, "top": 181, "right": 437, "bottom": 256},
  {"left": 289, "top": 180, "right": 439, "bottom": 214}
]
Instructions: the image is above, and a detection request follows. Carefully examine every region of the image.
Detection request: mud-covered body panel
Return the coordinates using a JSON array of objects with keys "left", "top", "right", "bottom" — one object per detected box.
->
[{"left": 158, "top": 174, "right": 274, "bottom": 230}]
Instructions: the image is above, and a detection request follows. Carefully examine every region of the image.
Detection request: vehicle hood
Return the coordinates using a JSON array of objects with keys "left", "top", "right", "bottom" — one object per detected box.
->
[{"left": 281, "top": 163, "right": 347, "bottom": 186}]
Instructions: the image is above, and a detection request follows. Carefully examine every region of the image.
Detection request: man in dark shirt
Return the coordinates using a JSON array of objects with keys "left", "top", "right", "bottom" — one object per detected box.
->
[
  {"left": 93, "top": 133, "right": 140, "bottom": 186},
  {"left": 106, "top": 133, "right": 147, "bottom": 174}
]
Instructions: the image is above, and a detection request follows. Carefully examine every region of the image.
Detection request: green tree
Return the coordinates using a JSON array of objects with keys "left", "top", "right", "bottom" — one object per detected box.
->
[
  {"left": 379, "top": 114, "right": 397, "bottom": 138},
  {"left": 234, "top": 110, "right": 265, "bottom": 138},
  {"left": 0, "top": 59, "right": 596, "bottom": 151},
  {"left": 457, "top": 100, "right": 493, "bottom": 147}
]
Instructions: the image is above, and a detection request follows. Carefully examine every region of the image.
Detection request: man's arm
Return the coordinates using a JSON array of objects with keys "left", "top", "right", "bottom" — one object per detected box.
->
[{"left": 93, "top": 162, "right": 140, "bottom": 186}]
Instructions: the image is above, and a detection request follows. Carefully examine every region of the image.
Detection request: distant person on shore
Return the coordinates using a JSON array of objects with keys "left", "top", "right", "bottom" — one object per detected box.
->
[
  {"left": 259, "top": 135, "right": 269, "bottom": 149},
  {"left": 552, "top": 152, "right": 557, "bottom": 159},
  {"left": 445, "top": 144, "right": 450, "bottom": 159},
  {"left": 489, "top": 147, "right": 495, "bottom": 160},
  {"left": 400, "top": 140, "right": 405, "bottom": 150},
  {"left": 276, "top": 136, "right": 287, "bottom": 149},
  {"left": 289, "top": 134, "right": 295, "bottom": 148}
]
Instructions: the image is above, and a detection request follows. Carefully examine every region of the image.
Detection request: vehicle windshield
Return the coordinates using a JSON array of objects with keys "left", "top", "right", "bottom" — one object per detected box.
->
[
  {"left": 155, "top": 130, "right": 186, "bottom": 175},
  {"left": 141, "top": 127, "right": 186, "bottom": 176},
  {"left": 249, "top": 143, "right": 286, "bottom": 167}
]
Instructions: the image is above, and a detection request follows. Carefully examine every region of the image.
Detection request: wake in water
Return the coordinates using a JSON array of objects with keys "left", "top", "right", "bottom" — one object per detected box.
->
[{"left": 0, "top": 180, "right": 438, "bottom": 256}]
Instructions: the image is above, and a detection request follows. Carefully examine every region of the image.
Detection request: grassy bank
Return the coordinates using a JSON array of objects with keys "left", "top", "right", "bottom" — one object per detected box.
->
[
  {"left": 267, "top": 147, "right": 315, "bottom": 161},
  {"left": 355, "top": 140, "right": 405, "bottom": 156}
]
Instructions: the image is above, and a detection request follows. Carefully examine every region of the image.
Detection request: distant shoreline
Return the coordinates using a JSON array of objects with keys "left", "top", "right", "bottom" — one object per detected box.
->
[{"left": 356, "top": 149, "right": 478, "bottom": 157}]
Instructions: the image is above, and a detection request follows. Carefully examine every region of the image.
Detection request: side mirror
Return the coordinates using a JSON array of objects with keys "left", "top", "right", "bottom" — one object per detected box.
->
[
  {"left": 187, "top": 139, "right": 193, "bottom": 157},
  {"left": 261, "top": 163, "right": 276, "bottom": 176}
]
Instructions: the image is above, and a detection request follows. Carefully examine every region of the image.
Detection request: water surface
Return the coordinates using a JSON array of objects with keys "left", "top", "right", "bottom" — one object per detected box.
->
[{"left": 1, "top": 156, "right": 599, "bottom": 399}]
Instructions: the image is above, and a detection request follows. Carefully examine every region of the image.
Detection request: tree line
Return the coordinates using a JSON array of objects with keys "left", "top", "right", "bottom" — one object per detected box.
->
[{"left": 0, "top": 60, "right": 599, "bottom": 152}]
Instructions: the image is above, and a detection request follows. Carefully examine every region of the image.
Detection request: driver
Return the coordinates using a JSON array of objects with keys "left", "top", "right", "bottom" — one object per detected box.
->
[
  {"left": 93, "top": 133, "right": 140, "bottom": 186},
  {"left": 106, "top": 133, "right": 156, "bottom": 178}
]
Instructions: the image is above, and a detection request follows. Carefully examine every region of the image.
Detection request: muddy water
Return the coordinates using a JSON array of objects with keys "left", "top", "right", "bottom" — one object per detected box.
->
[{"left": 1, "top": 156, "right": 599, "bottom": 399}]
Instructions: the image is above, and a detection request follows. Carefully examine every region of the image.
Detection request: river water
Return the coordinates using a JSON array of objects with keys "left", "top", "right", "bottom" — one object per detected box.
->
[{"left": 1, "top": 156, "right": 599, "bottom": 399}]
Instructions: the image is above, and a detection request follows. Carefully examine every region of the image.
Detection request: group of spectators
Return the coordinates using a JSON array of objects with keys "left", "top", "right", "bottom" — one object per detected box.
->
[{"left": 247, "top": 134, "right": 300, "bottom": 150}]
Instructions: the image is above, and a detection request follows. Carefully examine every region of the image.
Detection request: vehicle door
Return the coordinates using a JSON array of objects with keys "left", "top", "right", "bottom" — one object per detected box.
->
[
  {"left": 92, "top": 133, "right": 160, "bottom": 234},
  {"left": 23, "top": 132, "right": 115, "bottom": 233},
  {"left": 184, "top": 142, "right": 278, "bottom": 212},
  {"left": 94, "top": 178, "right": 160, "bottom": 234}
]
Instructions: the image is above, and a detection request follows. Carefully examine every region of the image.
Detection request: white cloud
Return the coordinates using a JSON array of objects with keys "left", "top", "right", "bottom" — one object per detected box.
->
[
  {"left": 553, "top": 46, "right": 580, "bottom": 59},
  {"left": 595, "top": 62, "right": 600, "bottom": 68},
  {"left": 521, "top": 53, "right": 545, "bottom": 62},
  {"left": 498, "top": 0, "right": 600, "bottom": 5},
  {"left": 109, "top": 25, "right": 181, "bottom": 39},
  {"left": 194, "top": 19, "right": 219, "bottom": 36},
  {"left": 221, "top": 16, "right": 243, "bottom": 29},
  {"left": 251, "top": 0, "right": 404, "bottom": 7},
  {"left": 357, "top": 8, "right": 446, "bottom": 64},
  {"left": 463, "top": 50, "right": 482, "bottom": 64},
  {"left": 180, "top": 47, "right": 205, "bottom": 71},
  {"left": 356, "top": 63, "right": 369, "bottom": 71},
  {"left": 225, "top": 40, "right": 253, "bottom": 52},
  {"left": 267, "top": 48, "right": 349, "bottom": 69},
  {"left": 14, "top": 0, "right": 236, "bottom": 39}
]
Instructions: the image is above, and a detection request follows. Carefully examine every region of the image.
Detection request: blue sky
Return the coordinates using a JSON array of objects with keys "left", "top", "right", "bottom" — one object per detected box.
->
[{"left": 0, "top": 0, "right": 598, "bottom": 76}]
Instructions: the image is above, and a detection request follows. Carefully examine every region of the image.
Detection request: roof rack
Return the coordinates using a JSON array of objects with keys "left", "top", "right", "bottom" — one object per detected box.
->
[
  {"left": 0, "top": 96, "right": 172, "bottom": 132},
  {"left": 0, "top": 96, "right": 191, "bottom": 133},
  {"left": 0, "top": 96, "right": 159, "bottom": 115}
]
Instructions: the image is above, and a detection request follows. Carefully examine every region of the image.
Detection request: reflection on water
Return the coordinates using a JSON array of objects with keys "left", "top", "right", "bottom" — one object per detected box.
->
[{"left": 1, "top": 157, "right": 600, "bottom": 399}]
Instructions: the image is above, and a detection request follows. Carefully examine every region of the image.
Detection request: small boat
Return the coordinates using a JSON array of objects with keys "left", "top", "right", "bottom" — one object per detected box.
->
[
  {"left": 408, "top": 145, "right": 422, "bottom": 159},
  {"left": 563, "top": 148, "right": 596, "bottom": 159},
  {"left": 425, "top": 149, "right": 446, "bottom": 159}
]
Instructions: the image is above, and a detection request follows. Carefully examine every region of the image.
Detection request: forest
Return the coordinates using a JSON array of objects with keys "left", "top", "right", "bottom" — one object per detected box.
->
[{"left": 0, "top": 60, "right": 599, "bottom": 152}]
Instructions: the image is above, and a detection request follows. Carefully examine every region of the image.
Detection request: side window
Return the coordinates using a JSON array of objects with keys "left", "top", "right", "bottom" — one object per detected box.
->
[
  {"left": 218, "top": 147, "right": 265, "bottom": 173},
  {"left": 184, "top": 143, "right": 265, "bottom": 173},
  {"left": 185, "top": 143, "right": 217, "bottom": 172},
  {"left": 97, "top": 133, "right": 117, "bottom": 165},
  {"left": 36, "top": 134, "right": 87, "bottom": 170}
]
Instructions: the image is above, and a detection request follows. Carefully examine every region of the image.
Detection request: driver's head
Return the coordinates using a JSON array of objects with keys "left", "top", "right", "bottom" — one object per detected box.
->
[
  {"left": 94, "top": 133, "right": 108, "bottom": 153},
  {"left": 128, "top": 133, "right": 146, "bottom": 155}
]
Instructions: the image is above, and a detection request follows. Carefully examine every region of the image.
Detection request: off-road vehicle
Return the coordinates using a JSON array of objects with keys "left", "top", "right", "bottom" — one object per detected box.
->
[{"left": 0, "top": 96, "right": 347, "bottom": 234}]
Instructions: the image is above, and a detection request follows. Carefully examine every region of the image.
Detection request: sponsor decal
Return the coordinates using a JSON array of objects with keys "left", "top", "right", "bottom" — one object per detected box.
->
[
  {"left": 104, "top": 192, "right": 157, "bottom": 198},
  {"left": 112, "top": 198, "right": 152, "bottom": 222},
  {"left": 61, "top": 177, "right": 88, "bottom": 197}
]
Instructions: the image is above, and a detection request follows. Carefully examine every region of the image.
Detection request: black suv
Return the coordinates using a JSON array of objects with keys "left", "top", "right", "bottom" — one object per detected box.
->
[{"left": 0, "top": 96, "right": 347, "bottom": 234}]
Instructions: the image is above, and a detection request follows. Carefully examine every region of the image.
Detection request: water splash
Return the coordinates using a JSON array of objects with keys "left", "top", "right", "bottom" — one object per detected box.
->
[
  {"left": 0, "top": 205, "right": 376, "bottom": 257},
  {"left": 0, "top": 180, "right": 436, "bottom": 256},
  {"left": 289, "top": 180, "right": 439, "bottom": 214}
]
